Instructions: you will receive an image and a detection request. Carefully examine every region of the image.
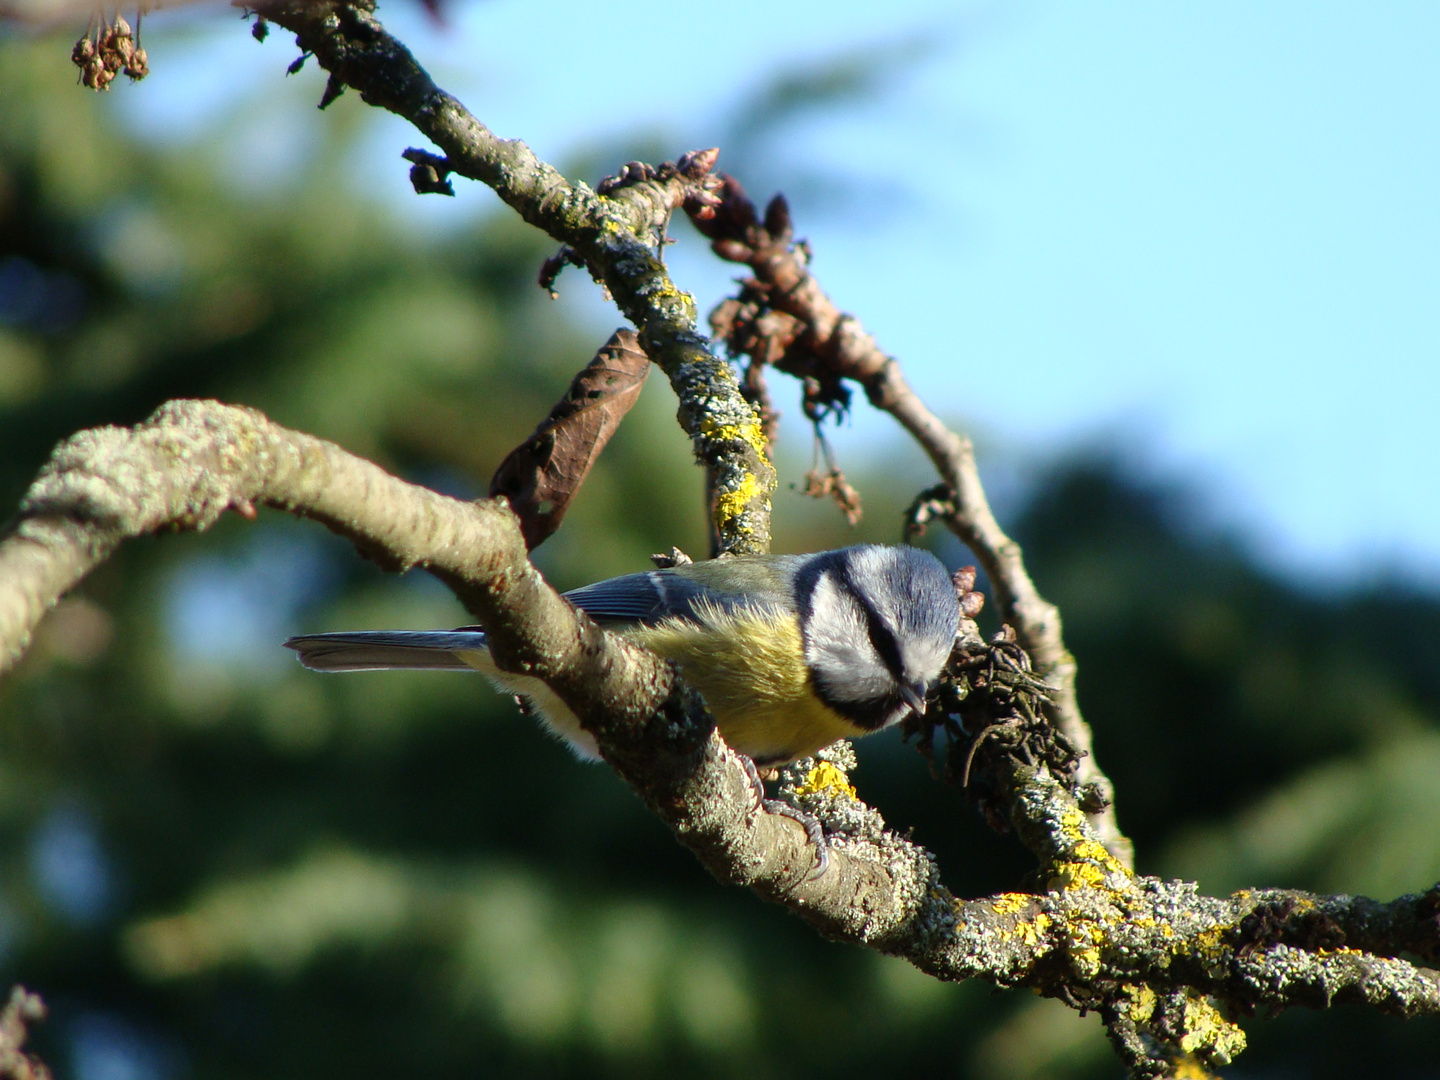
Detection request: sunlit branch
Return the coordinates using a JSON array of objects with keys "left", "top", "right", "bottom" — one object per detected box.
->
[
  {"left": 251, "top": 0, "right": 774, "bottom": 554},
  {"left": 695, "top": 177, "right": 1129, "bottom": 866}
]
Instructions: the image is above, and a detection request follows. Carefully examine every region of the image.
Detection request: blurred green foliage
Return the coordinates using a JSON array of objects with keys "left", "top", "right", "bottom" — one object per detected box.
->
[{"left": 3, "top": 25, "right": 1439, "bottom": 1080}]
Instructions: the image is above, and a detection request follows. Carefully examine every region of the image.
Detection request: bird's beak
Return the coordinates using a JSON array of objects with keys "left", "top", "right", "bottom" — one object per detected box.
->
[{"left": 901, "top": 682, "right": 928, "bottom": 718}]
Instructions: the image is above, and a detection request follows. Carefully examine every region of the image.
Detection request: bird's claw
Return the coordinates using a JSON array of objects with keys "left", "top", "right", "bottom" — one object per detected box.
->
[
  {"left": 741, "top": 755, "right": 830, "bottom": 879},
  {"left": 764, "top": 798, "right": 830, "bottom": 880}
]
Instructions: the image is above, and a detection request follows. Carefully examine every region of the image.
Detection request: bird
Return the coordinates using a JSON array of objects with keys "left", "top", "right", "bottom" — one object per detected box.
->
[{"left": 284, "top": 544, "right": 961, "bottom": 767}]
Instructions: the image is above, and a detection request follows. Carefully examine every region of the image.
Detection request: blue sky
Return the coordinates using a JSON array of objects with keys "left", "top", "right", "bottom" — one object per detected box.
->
[{"left": 117, "top": 0, "right": 1440, "bottom": 589}]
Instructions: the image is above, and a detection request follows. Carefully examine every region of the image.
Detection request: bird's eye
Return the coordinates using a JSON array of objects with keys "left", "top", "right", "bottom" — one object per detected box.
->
[{"left": 861, "top": 607, "right": 903, "bottom": 679}]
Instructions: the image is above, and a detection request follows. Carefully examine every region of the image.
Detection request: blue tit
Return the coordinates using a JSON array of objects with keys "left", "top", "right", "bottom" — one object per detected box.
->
[{"left": 284, "top": 544, "right": 960, "bottom": 767}]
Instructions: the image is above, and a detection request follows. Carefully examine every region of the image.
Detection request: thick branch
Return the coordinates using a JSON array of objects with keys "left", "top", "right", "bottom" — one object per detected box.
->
[
  {"left": 0, "top": 400, "right": 566, "bottom": 675},
  {"left": 0, "top": 402, "right": 966, "bottom": 943},
  {"left": 4, "top": 401, "right": 1436, "bottom": 1076},
  {"left": 251, "top": 0, "right": 774, "bottom": 554}
]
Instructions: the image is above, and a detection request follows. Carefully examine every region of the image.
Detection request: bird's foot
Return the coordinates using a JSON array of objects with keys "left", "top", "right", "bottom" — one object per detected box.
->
[
  {"left": 739, "top": 755, "right": 829, "bottom": 879},
  {"left": 763, "top": 797, "right": 830, "bottom": 880}
]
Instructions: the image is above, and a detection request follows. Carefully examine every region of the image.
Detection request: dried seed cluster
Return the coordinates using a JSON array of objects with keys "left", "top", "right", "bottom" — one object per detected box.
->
[{"left": 72, "top": 11, "right": 148, "bottom": 91}]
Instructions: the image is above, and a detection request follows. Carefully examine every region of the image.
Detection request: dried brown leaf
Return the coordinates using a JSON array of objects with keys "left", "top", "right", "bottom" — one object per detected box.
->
[{"left": 489, "top": 329, "right": 650, "bottom": 549}]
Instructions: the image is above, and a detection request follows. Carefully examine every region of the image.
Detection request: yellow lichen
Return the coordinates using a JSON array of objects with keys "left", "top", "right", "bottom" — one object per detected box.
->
[
  {"left": 712, "top": 471, "right": 761, "bottom": 532},
  {"left": 1058, "top": 806, "right": 1089, "bottom": 838},
  {"left": 1193, "top": 926, "right": 1230, "bottom": 960},
  {"left": 1068, "top": 946, "right": 1102, "bottom": 978},
  {"left": 988, "top": 906, "right": 1053, "bottom": 953},
  {"left": 738, "top": 421, "right": 770, "bottom": 458},
  {"left": 1177, "top": 994, "right": 1246, "bottom": 1065},
  {"left": 1172, "top": 1054, "right": 1217, "bottom": 1079},
  {"left": 1061, "top": 919, "right": 1107, "bottom": 978},
  {"left": 700, "top": 415, "right": 770, "bottom": 460},
  {"left": 642, "top": 278, "right": 694, "bottom": 311},
  {"left": 1048, "top": 861, "right": 1109, "bottom": 892},
  {"left": 1071, "top": 838, "right": 1125, "bottom": 872},
  {"left": 990, "top": 893, "right": 1030, "bottom": 916},
  {"left": 1120, "top": 983, "right": 1157, "bottom": 1024},
  {"left": 795, "top": 761, "right": 856, "bottom": 800},
  {"left": 1052, "top": 808, "right": 1131, "bottom": 883},
  {"left": 1014, "top": 913, "right": 1053, "bottom": 949},
  {"left": 1178, "top": 925, "right": 1235, "bottom": 979}
]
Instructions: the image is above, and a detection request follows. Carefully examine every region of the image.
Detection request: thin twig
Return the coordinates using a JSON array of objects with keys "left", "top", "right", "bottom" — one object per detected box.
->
[{"left": 693, "top": 175, "right": 1129, "bottom": 865}]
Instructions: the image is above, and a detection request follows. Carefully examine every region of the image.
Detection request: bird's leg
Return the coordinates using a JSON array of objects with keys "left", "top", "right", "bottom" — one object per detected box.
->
[
  {"left": 740, "top": 756, "right": 830, "bottom": 879},
  {"left": 766, "top": 799, "right": 830, "bottom": 880},
  {"left": 739, "top": 754, "right": 768, "bottom": 812}
]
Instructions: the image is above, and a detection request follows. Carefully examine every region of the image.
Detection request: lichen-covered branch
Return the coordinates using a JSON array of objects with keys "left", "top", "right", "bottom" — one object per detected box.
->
[
  {"left": 694, "top": 176, "right": 1129, "bottom": 866},
  {"left": 941, "top": 758, "right": 1440, "bottom": 1074},
  {"left": 3, "top": 402, "right": 1436, "bottom": 1079},
  {"left": 0, "top": 401, "right": 958, "bottom": 932},
  {"left": 0, "top": 401, "right": 542, "bottom": 672},
  {"left": 250, "top": 0, "right": 773, "bottom": 554},
  {"left": 0, "top": 401, "right": 1055, "bottom": 964}
]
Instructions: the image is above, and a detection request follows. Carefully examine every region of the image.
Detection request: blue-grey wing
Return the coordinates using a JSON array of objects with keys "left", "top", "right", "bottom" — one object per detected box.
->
[
  {"left": 559, "top": 569, "right": 714, "bottom": 625},
  {"left": 558, "top": 555, "right": 808, "bottom": 626},
  {"left": 289, "top": 555, "right": 813, "bottom": 668}
]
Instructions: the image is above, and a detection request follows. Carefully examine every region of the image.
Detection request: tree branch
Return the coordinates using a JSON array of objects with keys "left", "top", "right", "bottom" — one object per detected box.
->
[
  {"left": 0, "top": 401, "right": 943, "bottom": 913},
  {"left": 695, "top": 176, "right": 1130, "bottom": 866},
  {"left": 4, "top": 401, "right": 1436, "bottom": 1079},
  {"left": 251, "top": 0, "right": 774, "bottom": 555}
]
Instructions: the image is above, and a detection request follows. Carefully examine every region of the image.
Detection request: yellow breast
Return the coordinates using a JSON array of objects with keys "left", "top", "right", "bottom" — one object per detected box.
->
[{"left": 629, "top": 603, "right": 865, "bottom": 766}]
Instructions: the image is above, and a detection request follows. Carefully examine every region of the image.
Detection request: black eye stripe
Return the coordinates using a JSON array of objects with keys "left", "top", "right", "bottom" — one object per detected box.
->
[
  {"left": 840, "top": 571, "right": 903, "bottom": 677},
  {"left": 864, "top": 612, "right": 903, "bottom": 676}
]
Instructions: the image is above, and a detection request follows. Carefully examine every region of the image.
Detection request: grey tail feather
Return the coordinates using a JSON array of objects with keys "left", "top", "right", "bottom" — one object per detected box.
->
[{"left": 284, "top": 631, "right": 489, "bottom": 672}]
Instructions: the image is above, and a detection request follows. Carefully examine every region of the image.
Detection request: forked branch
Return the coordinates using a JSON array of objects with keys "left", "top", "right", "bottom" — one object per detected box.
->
[
  {"left": 695, "top": 175, "right": 1128, "bottom": 865},
  {"left": 252, "top": 0, "right": 774, "bottom": 554}
]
